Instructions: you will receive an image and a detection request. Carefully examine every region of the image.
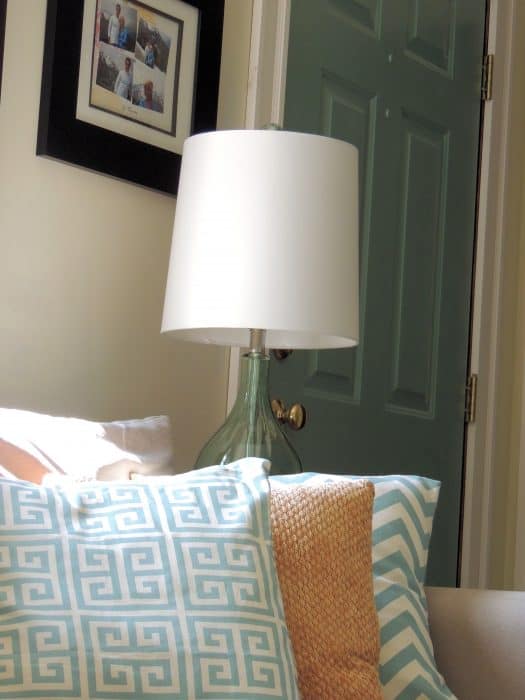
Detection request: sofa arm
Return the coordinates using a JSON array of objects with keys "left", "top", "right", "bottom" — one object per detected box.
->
[{"left": 426, "top": 586, "right": 525, "bottom": 700}]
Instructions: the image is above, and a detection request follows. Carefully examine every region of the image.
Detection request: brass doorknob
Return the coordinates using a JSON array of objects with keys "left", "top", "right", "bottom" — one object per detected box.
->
[{"left": 271, "top": 399, "right": 306, "bottom": 431}]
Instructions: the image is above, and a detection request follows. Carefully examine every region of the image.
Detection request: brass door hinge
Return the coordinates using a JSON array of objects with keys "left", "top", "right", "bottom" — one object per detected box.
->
[
  {"left": 465, "top": 374, "right": 478, "bottom": 424},
  {"left": 482, "top": 54, "right": 494, "bottom": 101}
]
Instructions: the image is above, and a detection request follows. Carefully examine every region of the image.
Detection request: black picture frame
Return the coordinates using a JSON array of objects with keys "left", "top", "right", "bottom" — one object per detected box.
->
[
  {"left": 0, "top": 0, "right": 6, "bottom": 101},
  {"left": 37, "top": 0, "right": 224, "bottom": 195}
]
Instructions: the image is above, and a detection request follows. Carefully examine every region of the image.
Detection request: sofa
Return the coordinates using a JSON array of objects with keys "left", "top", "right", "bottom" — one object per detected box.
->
[
  {"left": 1, "top": 409, "right": 525, "bottom": 699},
  {"left": 427, "top": 586, "right": 525, "bottom": 699}
]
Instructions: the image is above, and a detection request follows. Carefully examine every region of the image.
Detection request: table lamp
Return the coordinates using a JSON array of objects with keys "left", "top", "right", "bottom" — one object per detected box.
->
[{"left": 161, "top": 129, "right": 359, "bottom": 474}]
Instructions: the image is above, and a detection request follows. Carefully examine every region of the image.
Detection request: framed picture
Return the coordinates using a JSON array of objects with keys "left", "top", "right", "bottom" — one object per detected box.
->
[
  {"left": 37, "top": 0, "right": 224, "bottom": 195},
  {"left": 0, "top": 0, "right": 6, "bottom": 101}
]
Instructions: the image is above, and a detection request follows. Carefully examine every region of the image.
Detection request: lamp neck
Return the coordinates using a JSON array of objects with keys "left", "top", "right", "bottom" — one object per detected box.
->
[
  {"left": 234, "top": 352, "right": 270, "bottom": 409},
  {"left": 248, "top": 328, "right": 267, "bottom": 356}
]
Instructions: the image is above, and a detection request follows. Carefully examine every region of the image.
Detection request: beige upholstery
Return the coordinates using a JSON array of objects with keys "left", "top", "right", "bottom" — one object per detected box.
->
[{"left": 426, "top": 586, "right": 525, "bottom": 700}]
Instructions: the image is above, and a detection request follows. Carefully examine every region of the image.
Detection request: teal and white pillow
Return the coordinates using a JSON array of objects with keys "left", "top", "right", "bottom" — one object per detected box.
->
[
  {"left": 0, "top": 459, "right": 300, "bottom": 699},
  {"left": 270, "top": 472, "right": 456, "bottom": 700}
]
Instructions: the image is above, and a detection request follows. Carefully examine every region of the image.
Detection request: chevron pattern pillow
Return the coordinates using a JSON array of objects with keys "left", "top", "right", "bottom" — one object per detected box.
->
[
  {"left": 270, "top": 473, "right": 456, "bottom": 700},
  {"left": 0, "top": 459, "right": 300, "bottom": 699}
]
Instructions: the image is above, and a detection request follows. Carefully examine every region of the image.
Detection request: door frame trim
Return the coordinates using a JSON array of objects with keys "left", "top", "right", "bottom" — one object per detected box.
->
[
  {"left": 228, "top": 0, "right": 514, "bottom": 588},
  {"left": 226, "top": 0, "right": 291, "bottom": 409},
  {"left": 461, "top": 0, "right": 517, "bottom": 588}
]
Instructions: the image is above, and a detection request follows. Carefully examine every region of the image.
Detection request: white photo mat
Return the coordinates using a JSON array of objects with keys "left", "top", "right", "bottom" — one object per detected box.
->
[{"left": 77, "top": 0, "right": 198, "bottom": 154}]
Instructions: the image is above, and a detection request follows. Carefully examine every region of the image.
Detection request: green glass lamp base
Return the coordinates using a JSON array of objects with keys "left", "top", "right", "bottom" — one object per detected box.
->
[{"left": 194, "top": 352, "right": 302, "bottom": 475}]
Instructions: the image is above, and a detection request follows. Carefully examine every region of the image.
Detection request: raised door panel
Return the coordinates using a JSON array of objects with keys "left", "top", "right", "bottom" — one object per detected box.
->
[
  {"left": 328, "top": 0, "right": 383, "bottom": 37},
  {"left": 304, "top": 72, "right": 378, "bottom": 406},
  {"left": 387, "top": 112, "right": 448, "bottom": 417},
  {"left": 405, "top": 0, "right": 457, "bottom": 74}
]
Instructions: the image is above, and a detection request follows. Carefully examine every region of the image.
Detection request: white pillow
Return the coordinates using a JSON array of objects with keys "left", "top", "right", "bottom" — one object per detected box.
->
[{"left": 0, "top": 408, "right": 174, "bottom": 482}]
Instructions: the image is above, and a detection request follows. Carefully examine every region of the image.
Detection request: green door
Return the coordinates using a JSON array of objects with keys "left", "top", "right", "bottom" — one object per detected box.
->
[{"left": 270, "top": 0, "right": 487, "bottom": 586}]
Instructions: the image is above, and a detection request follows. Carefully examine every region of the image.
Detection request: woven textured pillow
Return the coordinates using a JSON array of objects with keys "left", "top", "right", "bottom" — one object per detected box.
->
[
  {"left": 271, "top": 472, "right": 455, "bottom": 700},
  {"left": 271, "top": 480, "right": 382, "bottom": 699},
  {"left": 0, "top": 459, "right": 300, "bottom": 699}
]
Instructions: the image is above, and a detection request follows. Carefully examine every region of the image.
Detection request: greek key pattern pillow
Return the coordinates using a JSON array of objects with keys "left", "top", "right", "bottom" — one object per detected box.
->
[
  {"left": 0, "top": 459, "right": 299, "bottom": 699},
  {"left": 270, "top": 473, "right": 456, "bottom": 700}
]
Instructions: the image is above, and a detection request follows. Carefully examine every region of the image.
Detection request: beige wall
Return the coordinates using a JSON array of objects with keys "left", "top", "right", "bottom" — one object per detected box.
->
[{"left": 0, "top": 0, "right": 252, "bottom": 469}]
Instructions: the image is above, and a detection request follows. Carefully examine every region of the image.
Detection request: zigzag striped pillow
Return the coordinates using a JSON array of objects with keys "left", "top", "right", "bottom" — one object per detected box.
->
[{"left": 270, "top": 473, "right": 456, "bottom": 700}]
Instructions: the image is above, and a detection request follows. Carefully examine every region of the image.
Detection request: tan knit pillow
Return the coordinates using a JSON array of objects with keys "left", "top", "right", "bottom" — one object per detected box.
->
[{"left": 271, "top": 480, "right": 382, "bottom": 700}]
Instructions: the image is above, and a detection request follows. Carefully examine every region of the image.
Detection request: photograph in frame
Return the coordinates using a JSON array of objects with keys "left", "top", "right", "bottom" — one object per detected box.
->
[{"left": 37, "top": 0, "right": 224, "bottom": 194}]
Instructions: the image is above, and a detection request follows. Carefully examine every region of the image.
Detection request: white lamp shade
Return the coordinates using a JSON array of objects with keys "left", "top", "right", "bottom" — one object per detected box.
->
[{"left": 161, "top": 129, "right": 359, "bottom": 349}]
